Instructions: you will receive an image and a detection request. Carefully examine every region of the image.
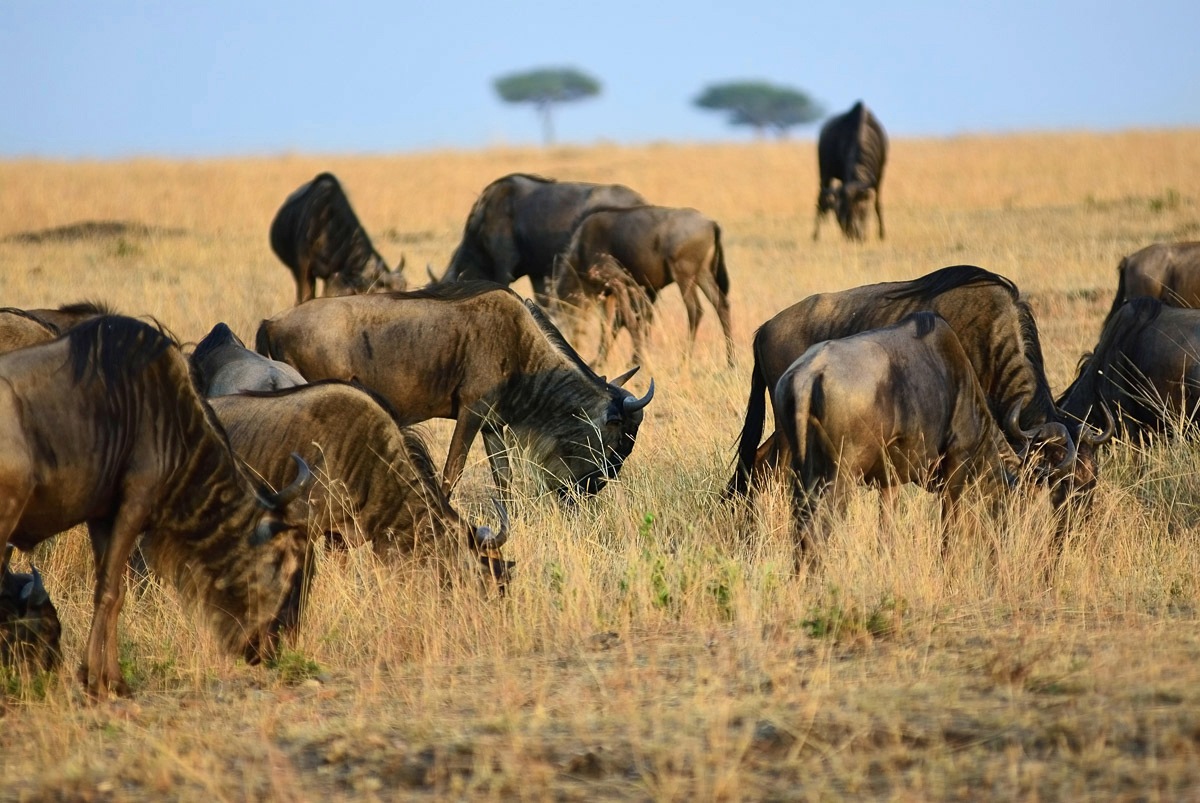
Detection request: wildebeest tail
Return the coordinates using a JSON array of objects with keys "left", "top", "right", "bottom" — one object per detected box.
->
[
  {"left": 254, "top": 320, "right": 276, "bottom": 359},
  {"left": 781, "top": 371, "right": 830, "bottom": 500},
  {"left": 713, "top": 222, "right": 730, "bottom": 296},
  {"left": 725, "top": 335, "right": 771, "bottom": 499},
  {"left": 1103, "top": 258, "right": 1130, "bottom": 329}
]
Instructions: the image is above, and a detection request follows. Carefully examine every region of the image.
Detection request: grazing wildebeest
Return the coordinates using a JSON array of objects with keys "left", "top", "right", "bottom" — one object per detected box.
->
[
  {"left": 0, "top": 316, "right": 315, "bottom": 698},
  {"left": 434, "top": 173, "right": 646, "bottom": 304},
  {"left": 256, "top": 282, "right": 654, "bottom": 500},
  {"left": 190, "top": 322, "right": 307, "bottom": 397},
  {"left": 813, "top": 101, "right": 888, "bottom": 241},
  {"left": 1103, "top": 242, "right": 1200, "bottom": 327},
  {"left": 0, "top": 546, "right": 62, "bottom": 671},
  {"left": 727, "top": 266, "right": 1104, "bottom": 508},
  {"left": 550, "top": 205, "right": 735, "bottom": 367},
  {"left": 209, "top": 381, "right": 513, "bottom": 584},
  {"left": 1059, "top": 297, "right": 1200, "bottom": 443},
  {"left": 776, "top": 312, "right": 1040, "bottom": 558},
  {"left": 24, "top": 300, "right": 116, "bottom": 333},
  {"left": 551, "top": 254, "right": 656, "bottom": 367},
  {"left": 270, "top": 172, "right": 406, "bottom": 304}
]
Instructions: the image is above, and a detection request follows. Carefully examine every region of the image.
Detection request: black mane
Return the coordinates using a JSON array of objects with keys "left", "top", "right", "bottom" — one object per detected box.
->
[
  {"left": 886, "top": 265, "right": 1018, "bottom": 303},
  {"left": 387, "top": 280, "right": 516, "bottom": 303},
  {"left": 68, "top": 315, "right": 176, "bottom": 387},
  {"left": 522, "top": 299, "right": 610, "bottom": 387}
]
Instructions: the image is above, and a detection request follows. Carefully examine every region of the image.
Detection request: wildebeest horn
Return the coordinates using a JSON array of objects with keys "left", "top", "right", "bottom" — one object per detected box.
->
[
  {"left": 271, "top": 453, "right": 314, "bottom": 507},
  {"left": 1005, "top": 400, "right": 1036, "bottom": 443},
  {"left": 396, "top": 253, "right": 407, "bottom": 271},
  {"left": 1081, "top": 402, "right": 1116, "bottom": 446},
  {"left": 22, "top": 566, "right": 49, "bottom": 606},
  {"left": 426, "top": 264, "right": 439, "bottom": 283},
  {"left": 1042, "top": 421, "right": 1078, "bottom": 476},
  {"left": 622, "top": 378, "right": 655, "bottom": 414},
  {"left": 474, "top": 499, "right": 510, "bottom": 551},
  {"left": 609, "top": 366, "right": 640, "bottom": 387}
]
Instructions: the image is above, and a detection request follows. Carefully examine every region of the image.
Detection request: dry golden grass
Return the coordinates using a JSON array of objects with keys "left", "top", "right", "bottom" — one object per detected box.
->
[{"left": 1, "top": 130, "right": 1200, "bottom": 800}]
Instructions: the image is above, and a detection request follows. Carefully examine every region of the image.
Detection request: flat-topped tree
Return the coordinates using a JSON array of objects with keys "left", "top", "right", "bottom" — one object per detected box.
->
[
  {"left": 494, "top": 67, "right": 601, "bottom": 146},
  {"left": 694, "top": 80, "right": 823, "bottom": 139}
]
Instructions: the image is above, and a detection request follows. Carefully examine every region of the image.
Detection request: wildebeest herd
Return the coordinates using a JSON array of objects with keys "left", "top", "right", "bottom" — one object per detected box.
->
[{"left": 2, "top": 102, "right": 1198, "bottom": 702}]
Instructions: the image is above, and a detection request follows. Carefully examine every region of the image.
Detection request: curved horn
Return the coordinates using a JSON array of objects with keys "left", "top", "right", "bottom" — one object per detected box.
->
[
  {"left": 1041, "top": 421, "right": 1078, "bottom": 477},
  {"left": 609, "top": 366, "right": 640, "bottom": 388},
  {"left": 426, "top": 264, "right": 439, "bottom": 283},
  {"left": 271, "top": 454, "right": 314, "bottom": 507},
  {"left": 1082, "top": 402, "right": 1116, "bottom": 446},
  {"left": 396, "top": 253, "right": 407, "bottom": 271},
  {"left": 622, "top": 378, "right": 655, "bottom": 414},
  {"left": 1005, "top": 400, "right": 1038, "bottom": 442},
  {"left": 474, "top": 499, "right": 510, "bottom": 550}
]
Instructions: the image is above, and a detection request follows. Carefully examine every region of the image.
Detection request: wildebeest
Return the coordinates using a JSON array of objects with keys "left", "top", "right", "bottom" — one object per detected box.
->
[
  {"left": 727, "top": 265, "right": 1105, "bottom": 505},
  {"left": 24, "top": 300, "right": 116, "bottom": 333},
  {"left": 777, "top": 312, "right": 1036, "bottom": 557},
  {"left": 1059, "top": 297, "right": 1199, "bottom": 442},
  {"left": 0, "top": 546, "right": 62, "bottom": 671},
  {"left": 270, "top": 172, "right": 407, "bottom": 304},
  {"left": 434, "top": 173, "right": 646, "bottom": 304},
  {"left": 0, "top": 308, "right": 57, "bottom": 354},
  {"left": 551, "top": 254, "right": 656, "bottom": 367},
  {"left": 256, "top": 282, "right": 654, "bottom": 500},
  {"left": 813, "top": 101, "right": 888, "bottom": 241},
  {"left": 190, "top": 322, "right": 306, "bottom": 397},
  {"left": 1103, "top": 242, "right": 1200, "bottom": 327},
  {"left": 209, "top": 381, "right": 513, "bottom": 583},
  {"left": 0, "top": 316, "right": 315, "bottom": 697},
  {"left": 550, "top": 205, "right": 734, "bottom": 367}
]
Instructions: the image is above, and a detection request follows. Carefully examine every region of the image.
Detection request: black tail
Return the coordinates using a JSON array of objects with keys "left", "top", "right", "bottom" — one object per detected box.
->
[
  {"left": 254, "top": 320, "right": 275, "bottom": 359},
  {"left": 712, "top": 222, "right": 730, "bottom": 296},
  {"left": 1102, "top": 258, "right": 1129, "bottom": 330},
  {"left": 724, "top": 335, "right": 770, "bottom": 499}
]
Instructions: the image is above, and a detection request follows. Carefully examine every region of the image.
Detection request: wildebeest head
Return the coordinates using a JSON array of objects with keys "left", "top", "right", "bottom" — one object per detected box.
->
[
  {"left": 469, "top": 499, "right": 516, "bottom": 592},
  {"left": 1006, "top": 401, "right": 1114, "bottom": 513},
  {"left": 513, "top": 311, "right": 656, "bottom": 499},
  {"left": 325, "top": 254, "right": 408, "bottom": 297},
  {"left": 0, "top": 547, "right": 63, "bottom": 672},
  {"left": 836, "top": 182, "right": 875, "bottom": 241}
]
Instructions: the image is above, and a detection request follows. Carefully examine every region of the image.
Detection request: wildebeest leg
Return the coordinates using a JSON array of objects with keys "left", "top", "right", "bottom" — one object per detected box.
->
[
  {"left": 696, "top": 270, "right": 734, "bottom": 368},
  {"left": 676, "top": 274, "right": 703, "bottom": 362},
  {"left": 875, "top": 188, "right": 885, "bottom": 240},
  {"left": 82, "top": 504, "right": 146, "bottom": 698},
  {"left": 296, "top": 256, "right": 316, "bottom": 305},
  {"left": 442, "top": 410, "right": 486, "bottom": 496},
  {"left": 481, "top": 424, "right": 512, "bottom": 500},
  {"left": 594, "top": 296, "right": 619, "bottom": 368}
]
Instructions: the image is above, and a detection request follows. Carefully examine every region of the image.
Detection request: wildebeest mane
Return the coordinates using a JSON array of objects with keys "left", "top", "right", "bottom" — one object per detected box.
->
[
  {"left": 55, "top": 300, "right": 117, "bottom": 318},
  {"left": 908, "top": 310, "right": 940, "bottom": 338},
  {"left": 386, "top": 279, "right": 516, "bottom": 303},
  {"left": 885, "top": 265, "right": 1018, "bottom": 303},
  {"left": 67, "top": 315, "right": 176, "bottom": 386},
  {"left": 522, "top": 299, "right": 608, "bottom": 386}
]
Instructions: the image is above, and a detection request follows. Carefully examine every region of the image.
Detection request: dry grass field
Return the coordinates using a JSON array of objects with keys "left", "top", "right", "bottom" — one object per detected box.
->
[{"left": 1, "top": 130, "right": 1199, "bottom": 801}]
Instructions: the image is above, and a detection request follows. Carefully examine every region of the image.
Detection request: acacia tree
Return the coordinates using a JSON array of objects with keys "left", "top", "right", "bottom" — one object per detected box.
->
[
  {"left": 493, "top": 67, "right": 601, "bottom": 146},
  {"left": 694, "top": 81, "right": 823, "bottom": 138}
]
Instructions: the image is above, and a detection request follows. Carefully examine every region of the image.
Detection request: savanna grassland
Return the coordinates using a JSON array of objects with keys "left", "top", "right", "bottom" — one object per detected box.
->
[{"left": 1, "top": 131, "right": 1200, "bottom": 801}]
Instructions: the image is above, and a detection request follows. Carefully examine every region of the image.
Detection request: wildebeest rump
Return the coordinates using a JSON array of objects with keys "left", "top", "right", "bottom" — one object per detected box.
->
[
  {"left": 551, "top": 204, "right": 734, "bottom": 367},
  {"left": 255, "top": 282, "right": 654, "bottom": 500},
  {"left": 435, "top": 173, "right": 646, "bottom": 304},
  {"left": 190, "top": 322, "right": 306, "bottom": 397},
  {"left": 0, "top": 308, "right": 57, "bottom": 354},
  {"left": 776, "top": 312, "right": 1024, "bottom": 556},
  {"left": 209, "top": 381, "right": 512, "bottom": 583},
  {"left": 727, "top": 265, "right": 1099, "bottom": 504},
  {"left": 551, "top": 254, "right": 656, "bottom": 367},
  {"left": 270, "top": 172, "right": 406, "bottom": 304},
  {"left": 1103, "top": 242, "right": 1200, "bottom": 328},
  {"left": 813, "top": 101, "right": 888, "bottom": 241},
  {"left": 0, "top": 546, "right": 62, "bottom": 672},
  {"left": 1060, "top": 297, "right": 1200, "bottom": 442},
  {"left": 0, "top": 316, "right": 315, "bottom": 697}
]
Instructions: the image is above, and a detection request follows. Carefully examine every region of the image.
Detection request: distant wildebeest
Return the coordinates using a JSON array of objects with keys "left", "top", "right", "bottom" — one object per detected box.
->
[
  {"left": 727, "top": 266, "right": 1107, "bottom": 510},
  {"left": 550, "top": 205, "right": 734, "bottom": 367},
  {"left": 433, "top": 173, "right": 646, "bottom": 305},
  {"left": 813, "top": 101, "right": 888, "bottom": 241},
  {"left": 0, "top": 316, "right": 315, "bottom": 698},
  {"left": 1059, "top": 297, "right": 1199, "bottom": 443},
  {"left": 190, "top": 322, "right": 307, "bottom": 397},
  {"left": 209, "top": 381, "right": 513, "bottom": 584},
  {"left": 1103, "top": 242, "right": 1200, "bottom": 327},
  {"left": 270, "top": 172, "right": 407, "bottom": 304},
  {"left": 551, "top": 254, "right": 656, "bottom": 367},
  {"left": 775, "top": 312, "right": 1056, "bottom": 557},
  {"left": 256, "top": 282, "right": 654, "bottom": 500},
  {"left": 23, "top": 300, "right": 116, "bottom": 333},
  {"left": 1, "top": 546, "right": 62, "bottom": 672}
]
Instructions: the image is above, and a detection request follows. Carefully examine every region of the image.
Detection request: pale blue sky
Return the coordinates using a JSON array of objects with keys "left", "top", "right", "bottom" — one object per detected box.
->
[{"left": 2, "top": 1, "right": 1197, "bottom": 158}]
